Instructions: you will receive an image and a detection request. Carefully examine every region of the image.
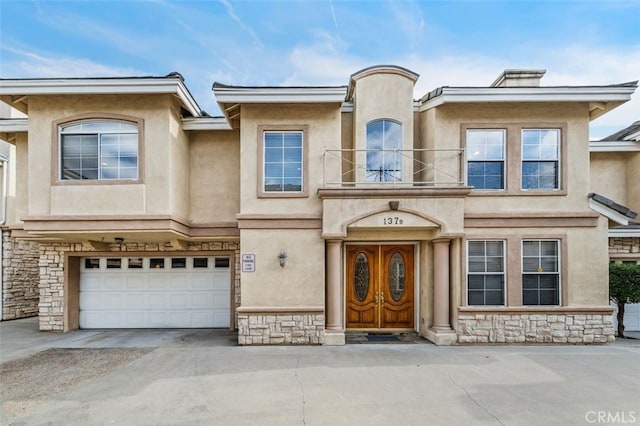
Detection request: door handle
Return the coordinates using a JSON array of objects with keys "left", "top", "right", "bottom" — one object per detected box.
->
[
  {"left": 380, "top": 292, "right": 385, "bottom": 305},
  {"left": 374, "top": 292, "right": 379, "bottom": 303}
]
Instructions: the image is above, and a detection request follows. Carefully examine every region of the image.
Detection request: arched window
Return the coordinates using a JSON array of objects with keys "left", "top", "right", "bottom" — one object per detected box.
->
[
  {"left": 366, "top": 119, "right": 402, "bottom": 182},
  {"left": 59, "top": 120, "right": 139, "bottom": 180}
]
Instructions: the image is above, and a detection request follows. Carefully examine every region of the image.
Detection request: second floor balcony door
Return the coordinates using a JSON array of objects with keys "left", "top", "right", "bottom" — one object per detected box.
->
[{"left": 366, "top": 119, "right": 402, "bottom": 182}]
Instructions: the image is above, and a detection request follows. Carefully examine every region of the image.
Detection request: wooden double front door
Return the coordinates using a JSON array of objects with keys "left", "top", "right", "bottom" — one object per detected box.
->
[{"left": 346, "top": 245, "right": 414, "bottom": 330}]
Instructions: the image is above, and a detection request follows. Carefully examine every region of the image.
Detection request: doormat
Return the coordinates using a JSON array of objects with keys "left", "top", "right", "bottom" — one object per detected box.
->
[{"left": 366, "top": 334, "right": 400, "bottom": 342}]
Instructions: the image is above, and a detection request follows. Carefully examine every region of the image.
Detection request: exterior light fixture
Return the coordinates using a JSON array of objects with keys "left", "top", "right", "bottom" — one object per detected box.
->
[
  {"left": 114, "top": 237, "right": 124, "bottom": 244},
  {"left": 278, "top": 251, "right": 287, "bottom": 267}
]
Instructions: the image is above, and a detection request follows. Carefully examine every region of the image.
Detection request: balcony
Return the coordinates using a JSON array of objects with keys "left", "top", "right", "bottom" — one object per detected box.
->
[{"left": 322, "top": 148, "right": 466, "bottom": 189}]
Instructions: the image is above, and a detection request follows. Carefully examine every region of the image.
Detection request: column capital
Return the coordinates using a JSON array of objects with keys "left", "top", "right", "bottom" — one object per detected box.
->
[{"left": 432, "top": 238, "right": 451, "bottom": 246}]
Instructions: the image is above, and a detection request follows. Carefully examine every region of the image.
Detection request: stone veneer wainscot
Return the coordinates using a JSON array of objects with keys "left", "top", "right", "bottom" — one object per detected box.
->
[
  {"left": 458, "top": 308, "right": 615, "bottom": 344},
  {"left": 237, "top": 311, "right": 325, "bottom": 345}
]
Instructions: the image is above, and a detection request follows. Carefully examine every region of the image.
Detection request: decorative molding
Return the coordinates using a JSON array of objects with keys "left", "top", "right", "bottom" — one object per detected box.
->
[
  {"left": 464, "top": 212, "right": 599, "bottom": 228},
  {"left": 237, "top": 306, "right": 324, "bottom": 314},
  {"left": 459, "top": 306, "right": 615, "bottom": 314}
]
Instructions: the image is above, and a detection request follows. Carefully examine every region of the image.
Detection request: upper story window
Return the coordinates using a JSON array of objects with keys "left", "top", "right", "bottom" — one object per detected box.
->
[
  {"left": 521, "top": 129, "right": 559, "bottom": 190},
  {"left": 366, "top": 119, "right": 402, "bottom": 182},
  {"left": 59, "top": 120, "right": 138, "bottom": 180},
  {"left": 466, "top": 129, "right": 505, "bottom": 190},
  {"left": 263, "top": 131, "right": 303, "bottom": 193}
]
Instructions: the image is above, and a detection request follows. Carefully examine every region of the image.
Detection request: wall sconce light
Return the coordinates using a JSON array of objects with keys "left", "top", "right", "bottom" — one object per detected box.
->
[
  {"left": 389, "top": 201, "right": 399, "bottom": 211},
  {"left": 278, "top": 251, "right": 287, "bottom": 268},
  {"left": 114, "top": 237, "right": 124, "bottom": 244}
]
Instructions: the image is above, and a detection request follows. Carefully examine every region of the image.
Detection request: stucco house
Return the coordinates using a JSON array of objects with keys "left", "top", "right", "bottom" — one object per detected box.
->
[
  {"left": 590, "top": 121, "right": 640, "bottom": 332},
  {"left": 0, "top": 65, "right": 636, "bottom": 345}
]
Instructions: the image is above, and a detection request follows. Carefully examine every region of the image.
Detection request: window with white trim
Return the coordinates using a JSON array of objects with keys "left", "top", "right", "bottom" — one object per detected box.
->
[
  {"left": 521, "top": 129, "right": 559, "bottom": 190},
  {"left": 263, "top": 131, "right": 303, "bottom": 192},
  {"left": 522, "top": 240, "right": 560, "bottom": 305},
  {"left": 466, "top": 129, "right": 505, "bottom": 190},
  {"left": 60, "top": 120, "right": 138, "bottom": 180},
  {"left": 467, "top": 240, "right": 505, "bottom": 306}
]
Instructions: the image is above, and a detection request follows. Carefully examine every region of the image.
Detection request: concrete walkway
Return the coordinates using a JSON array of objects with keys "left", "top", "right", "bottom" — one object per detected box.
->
[{"left": 1, "top": 317, "right": 639, "bottom": 425}]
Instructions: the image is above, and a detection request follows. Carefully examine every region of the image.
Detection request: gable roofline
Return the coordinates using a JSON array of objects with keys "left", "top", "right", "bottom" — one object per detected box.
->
[
  {"left": 600, "top": 120, "right": 640, "bottom": 142},
  {"left": 418, "top": 82, "right": 638, "bottom": 120},
  {"left": 588, "top": 192, "right": 638, "bottom": 226},
  {"left": 0, "top": 73, "right": 204, "bottom": 117}
]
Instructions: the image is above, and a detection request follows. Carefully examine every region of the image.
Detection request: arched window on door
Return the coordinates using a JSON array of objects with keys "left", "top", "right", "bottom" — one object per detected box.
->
[{"left": 366, "top": 119, "right": 402, "bottom": 182}]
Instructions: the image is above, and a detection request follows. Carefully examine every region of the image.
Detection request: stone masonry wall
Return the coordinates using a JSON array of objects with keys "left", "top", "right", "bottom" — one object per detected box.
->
[
  {"left": 458, "top": 312, "right": 615, "bottom": 344},
  {"left": 237, "top": 312, "right": 325, "bottom": 345},
  {"left": 2, "top": 229, "right": 40, "bottom": 320},
  {"left": 609, "top": 237, "right": 640, "bottom": 256},
  {"left": 38, "top": 241, "right": 240, "bottom": 331}
]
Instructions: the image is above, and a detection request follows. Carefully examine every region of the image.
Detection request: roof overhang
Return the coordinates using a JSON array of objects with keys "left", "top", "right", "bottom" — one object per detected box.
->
[
  {"left": 609, "top": 227, "right": 640, "bottom": 238},
  {"left": 0, "top": 118, "right": 28, "bottom": 144},
  {"left": 419, "top": 83, "right": 638, "bottom": 120},
  {"left": 212, "top": 84, "right": 347, "bottom": 128},
  {"left": 0, "top": 77, "right": 203, "bottom": 117},
  {"left": 589, "top": 140, "right": 640, "bottom": 152},
  {"left": 182, "top": 117, "right": 232, "bottom": 131}
]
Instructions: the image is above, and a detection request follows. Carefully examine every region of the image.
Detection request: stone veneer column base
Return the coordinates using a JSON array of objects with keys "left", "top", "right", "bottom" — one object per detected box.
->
[
  {"left": 424, "top": 327, "right": 458, "bottom": 346},
  {"left": 237, "top": 309, "right": 325, "bottom": 345},
  {"left": 323, "top": 330, "right": 345, "bottom": 346},
  {"left": 457, "top": 308, "right": 615, "bottom": 344},
  {"left": 2, "top": 229, "right": 40, "bottom": 320}
]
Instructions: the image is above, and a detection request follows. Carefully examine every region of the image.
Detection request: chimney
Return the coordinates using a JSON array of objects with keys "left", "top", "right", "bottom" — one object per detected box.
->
[{"left": 491, "top": 69, "right": 546, "bottom": 87}]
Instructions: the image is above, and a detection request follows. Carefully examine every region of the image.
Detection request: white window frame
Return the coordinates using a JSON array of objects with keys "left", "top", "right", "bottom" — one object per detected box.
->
[
  {"left": 262, "top": 130, "right": 304, "bottom": 194},
  {"left": 521, "top": 128, "right": 560, "bottom": 191},
  {"left": 465, "top": 129, "right": 506, "bottom": 191},
  {"left": 521, "top": 240, "right": 561, "bottom": 306},
  {"left": 466, "top": 240, "right": 506, "bottom": 306},
  {"left": 59, "top": 120, "right": 139, "bottom": 181}
]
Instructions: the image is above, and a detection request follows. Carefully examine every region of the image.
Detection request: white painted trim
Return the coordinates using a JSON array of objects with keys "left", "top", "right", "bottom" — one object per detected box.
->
[
  {"left": 623, "top": 129, "right": 640, "bottom": 141},
  {"left": 590, "top": 141, "right": 640, "bottom": 152},
  {"left": 182, "top": 117, "right": 232, "bottom": 131},
  {"left": 609, "top": 229, "right": 640, "bottom": 238},
  {"left": 0, "top": 118, "right": 28, "bottom": 132},
  {"left": 589, "top": 199, "right": 629, "bottom": 225},
  {"left": 419, "top": 86, "right": 637, "bottom": 111},
  {"left": 0, "top": 78, "right": 203, "bottom": 117},
  {"left": 213, "top": 86, "right": 347, "bottom": 104}
]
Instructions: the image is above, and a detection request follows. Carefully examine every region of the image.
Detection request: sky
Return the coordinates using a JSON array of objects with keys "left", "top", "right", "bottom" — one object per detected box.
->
[{"left": 1, "top": 0, "right": 639, "bottom": 139}]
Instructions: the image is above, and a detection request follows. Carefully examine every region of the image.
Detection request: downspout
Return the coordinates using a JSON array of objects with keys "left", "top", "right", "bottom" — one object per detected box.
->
[{"left": 0, "top": 154, "right": 8, "bottom": 321}]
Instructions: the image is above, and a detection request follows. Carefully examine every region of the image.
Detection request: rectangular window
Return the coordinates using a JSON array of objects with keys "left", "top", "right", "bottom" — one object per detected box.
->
[
  {"left": 84, "top": 258, "right": 100, "bottom": 269},
  {"left": 522, "top": 240, "right": 560, "bottom": 305},
  {"left": 60, "top": 120, "right": 138, "bottom": 181},
  {"left": 150, "top": 258, "right": 165, "bottom": 269},
  {"left": 106, "top": 258, "right": 122, "bottom": 269},
  {"left": 466, "top": 129, "right": 505, "bottom": 190},
  {"left": 215, "top": 257, "right": 230, "bottom": 268},
  {"left": 263, "top": 131, "right": 303, "bottom": 193},
  {"left": 467, "top": 240, "right": 505, "bottom": 306},
  {"left": 171, "top": 258, "right": 186, "bottom": 269},
  {"left": 193, "top": 258, "right": 209, "bottom": 268},
  {"left": 521, "top": 129, "right": 559, "bottom": 190},
  {"left": 127, "top": 258, "right": 143, "bottom": 269}
]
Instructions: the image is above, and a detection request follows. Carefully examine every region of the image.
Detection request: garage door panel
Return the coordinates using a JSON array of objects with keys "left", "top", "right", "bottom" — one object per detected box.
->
[{"left": 80, "top": 256, "right": 231, "bottom": 329}]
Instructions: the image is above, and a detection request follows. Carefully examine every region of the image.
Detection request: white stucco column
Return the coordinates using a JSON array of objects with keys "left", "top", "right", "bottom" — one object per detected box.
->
[
  {"left": 427, "top": 238, "right": 457, "bottom": 345},
  {"left": 324, "top": 239, "right": 345, "bottom": 345}
]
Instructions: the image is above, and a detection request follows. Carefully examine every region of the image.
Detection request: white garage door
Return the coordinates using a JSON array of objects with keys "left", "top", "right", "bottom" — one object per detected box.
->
[
  {"left": 80, "top": 256, "right": 231, "bottom": 328},
  {"left": 612, "top": 302, "right": 640, "bottom": 332}
]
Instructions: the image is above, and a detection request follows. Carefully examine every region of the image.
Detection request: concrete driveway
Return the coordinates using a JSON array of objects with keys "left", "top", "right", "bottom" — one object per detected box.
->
[{"left": 1, "top": 317, "right": 639, "bottom": 426}]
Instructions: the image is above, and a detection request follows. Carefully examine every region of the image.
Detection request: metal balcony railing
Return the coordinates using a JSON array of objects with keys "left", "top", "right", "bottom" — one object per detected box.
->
[{"left": 322, "top": 148, "right": 465, "bottom": 187}]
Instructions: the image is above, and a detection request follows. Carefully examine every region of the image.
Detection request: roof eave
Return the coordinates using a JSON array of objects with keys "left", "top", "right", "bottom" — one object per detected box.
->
[
  {"left": 0, "top": 77, "right": 203, "bottom": 117},
  {"left": 418, "top": 85, "right": 638, "bottom": 118},
  {"left": 181, "top": 117, "right": 232, "bottom": 131}
]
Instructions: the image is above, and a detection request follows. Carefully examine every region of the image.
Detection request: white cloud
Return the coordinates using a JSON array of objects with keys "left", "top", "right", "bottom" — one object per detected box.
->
[{"left": 1, "top": 46, "right": 144, "bottom": 78}]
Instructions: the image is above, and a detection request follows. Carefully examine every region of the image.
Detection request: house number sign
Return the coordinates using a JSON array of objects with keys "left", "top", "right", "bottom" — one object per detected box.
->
[
  {"left": 242, "top": 254, "right": 256, "bottom": 272},
  {"left": 382, "top": 216, "right": 404, "bottom": 225}
]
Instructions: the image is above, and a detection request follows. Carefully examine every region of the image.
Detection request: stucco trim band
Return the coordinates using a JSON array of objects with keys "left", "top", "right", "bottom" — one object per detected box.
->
[{"left": 464, "top": 213, "right": 599, "bottom": 228}]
